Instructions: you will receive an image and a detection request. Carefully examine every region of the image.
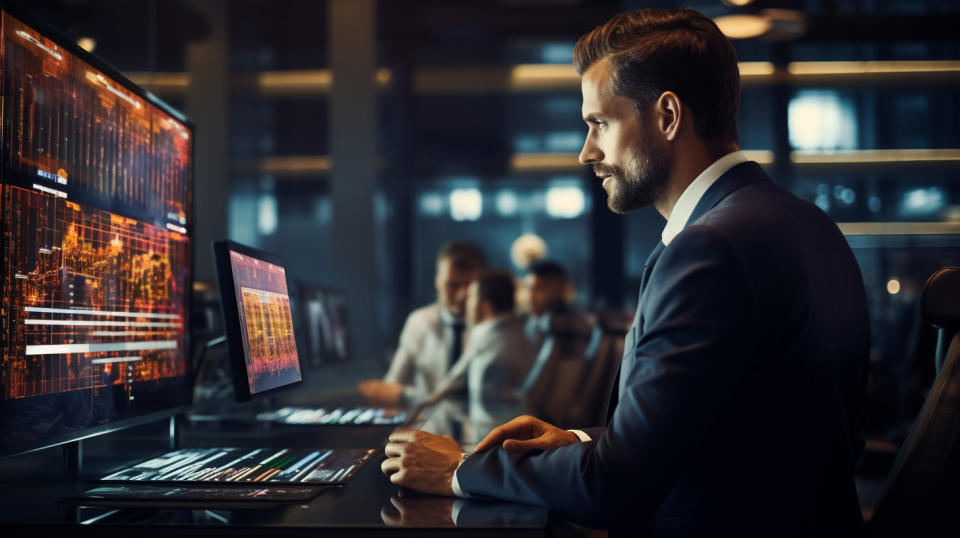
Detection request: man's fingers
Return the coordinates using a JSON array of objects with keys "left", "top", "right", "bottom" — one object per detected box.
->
[
  {"left": 475, "top": 416, "right": 536, "bottom": 452},
  {"left": 384, "top": 442, "right": 405, "bottom": 458},
  {"left": 502, "top": 436, "right": 552, "bottom": 453},
  {"left": 381, "top": 457, "right": 401, "bottom": 475},
  {"left": 388, "top": 469, "right": 407, "bottom": 484},
  {"left": 388, "top": 428, "right": 418, "bottom": 443}
]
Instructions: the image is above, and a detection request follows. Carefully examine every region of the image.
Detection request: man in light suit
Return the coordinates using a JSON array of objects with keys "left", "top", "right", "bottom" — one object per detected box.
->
[
  {"left": 381, "top": 8, "right": 869, "bottom": 536},
  {"left": 427, "top": 270, "right": 537, "bottom": 436},
  {"left": 358, "top": 241, "right": 485, "bottom": 407}
]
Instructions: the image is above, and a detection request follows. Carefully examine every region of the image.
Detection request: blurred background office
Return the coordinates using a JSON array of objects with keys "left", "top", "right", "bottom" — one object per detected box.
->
[{"left": 24, "top": 0, "right": 960, "bottom": 462}]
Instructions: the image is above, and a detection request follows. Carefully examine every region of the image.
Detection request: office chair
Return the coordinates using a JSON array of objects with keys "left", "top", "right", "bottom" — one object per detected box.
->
[
  {"left": 868, "top": 267, "right": 960, "bottom": 537},
  {"left": 565, "top": 309, "right": 633, "bottom": 427},
  {"left": 520, "top": 311, "right": 593, "bottom": 429}
]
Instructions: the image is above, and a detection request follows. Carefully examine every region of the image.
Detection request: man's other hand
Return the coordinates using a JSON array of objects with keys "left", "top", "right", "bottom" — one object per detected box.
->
[
  {"left": 358, "top": 380, "right": 404, "bottom": 406},
  {"left": 475, "top": 415, "right": 579, "bottom": 454},
  {"left": 381, "top": 429, "right": 461, "bottom": 496}
]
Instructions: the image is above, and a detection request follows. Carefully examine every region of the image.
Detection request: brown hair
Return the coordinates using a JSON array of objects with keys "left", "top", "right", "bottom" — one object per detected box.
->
[
  {"left": 573, "top": 8, "right": 740, "bottom": 144},
  {"left": 475, "top": 270, "right": 516, "bottom": 314},
  {"left": 437, "top": 241, "right": 486, "bottom": 272}
]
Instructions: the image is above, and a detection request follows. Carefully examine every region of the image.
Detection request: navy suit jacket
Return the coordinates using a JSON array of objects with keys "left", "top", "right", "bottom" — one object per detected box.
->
[{"left": 456, "top": 162, "right": 870, "bottom": 536}]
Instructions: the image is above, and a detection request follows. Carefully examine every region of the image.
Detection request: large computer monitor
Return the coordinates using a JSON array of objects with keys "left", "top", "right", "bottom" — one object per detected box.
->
[
  {"left": 212, "top": 241, "right": 303, "bottom": 401},
  {"left": 0, "top": 5, "right": 194, "bottom": 458}
]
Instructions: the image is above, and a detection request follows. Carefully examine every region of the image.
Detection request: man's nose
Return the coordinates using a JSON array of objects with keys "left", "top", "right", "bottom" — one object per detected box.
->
[{"left": 579, "top": 135, "right": 602, "bottom": 165}]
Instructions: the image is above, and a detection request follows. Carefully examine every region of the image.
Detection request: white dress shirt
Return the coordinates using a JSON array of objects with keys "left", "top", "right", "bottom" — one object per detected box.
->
[
  {"left": 661, "top": 150, "right": 749, "bottom": 246},
  {"left": 384, "top": 303, "right": 464, "bottom": 406},
  {"left": 451, "top": 151, "right": 752, "bottom": 498}
]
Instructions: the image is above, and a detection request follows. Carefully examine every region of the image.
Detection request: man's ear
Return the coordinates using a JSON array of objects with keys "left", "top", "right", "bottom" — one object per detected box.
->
[{"left": 656, "top": 91, "right": 683, "bottom": 142}]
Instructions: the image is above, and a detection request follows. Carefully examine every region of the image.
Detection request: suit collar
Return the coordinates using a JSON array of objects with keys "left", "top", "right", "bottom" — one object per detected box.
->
[{"left": 685, "top": 160, "right": 770, "bottom": 228}]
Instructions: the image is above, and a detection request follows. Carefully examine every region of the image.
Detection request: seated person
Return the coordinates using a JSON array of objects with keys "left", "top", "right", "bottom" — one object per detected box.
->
[
  {"left": 426, "top": 270, "right": 537, "bottom": 431},
  {"left": 358, "top": 241, "right": 485, "bottom": 407},
  {"left": 379, "top": 8, "right": 869, "bottom": 535},
  {"left": 523, "top": 260, "right": 590, "bottom": 349}
]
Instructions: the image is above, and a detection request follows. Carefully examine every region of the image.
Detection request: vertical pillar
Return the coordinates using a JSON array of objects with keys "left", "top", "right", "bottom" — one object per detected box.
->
[
  {"left": 328, "top": 0, "right": 380, "bottom": 358},
  {"left": 591, "top": 178, "right": 624, "bottom": 309},
  {"left": 186, "top": 0, "right": 229, "bottom": 283},
  {"left": 771, "top": 43, "right": 793, "bottom": 190}
]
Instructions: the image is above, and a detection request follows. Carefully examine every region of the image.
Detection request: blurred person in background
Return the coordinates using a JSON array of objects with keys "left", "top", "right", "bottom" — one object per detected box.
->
[
  {"left": 358, "top": 241, "right": 485, "bottom": 407},
  {"left": 523, "top": 260, "right": 590, "bottom": 349},
  {"left": 426, "top": 270, "right": 537, "bottom": 436}
]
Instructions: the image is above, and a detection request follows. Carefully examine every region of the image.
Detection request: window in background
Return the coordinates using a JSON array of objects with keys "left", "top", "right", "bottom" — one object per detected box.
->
[{"left": 789, "top": 90, "right": 859, "bottom": 151}]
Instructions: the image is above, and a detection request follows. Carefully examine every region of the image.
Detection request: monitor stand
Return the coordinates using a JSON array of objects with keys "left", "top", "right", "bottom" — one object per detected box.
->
[{"left": 62, "top": 415, "right": 180, "bottom": 479}]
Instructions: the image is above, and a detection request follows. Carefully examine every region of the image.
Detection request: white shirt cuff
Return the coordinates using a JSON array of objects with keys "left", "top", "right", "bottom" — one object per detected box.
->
[
  {"left": 450, "top": 498, "right": 466, "bottom": 524},
  {"left": 450, "top": 452, "right": 468, "bottom": 497},
  {"left": 568, "top": 429, "right": 591, "bottom": 442}
]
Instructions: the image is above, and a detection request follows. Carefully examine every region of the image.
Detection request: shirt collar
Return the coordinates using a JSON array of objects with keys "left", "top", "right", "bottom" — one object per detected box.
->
[
  {"left": 661, "top": 150, "right": 750, "bottom": 246},
  {"left": 438, "top": 304, "right": 463, "bottom": 326}
]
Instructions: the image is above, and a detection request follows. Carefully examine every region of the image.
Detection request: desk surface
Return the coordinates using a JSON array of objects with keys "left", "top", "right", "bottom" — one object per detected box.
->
[{"left": 0, "top": 400, "right": 550, "bottom": 536}]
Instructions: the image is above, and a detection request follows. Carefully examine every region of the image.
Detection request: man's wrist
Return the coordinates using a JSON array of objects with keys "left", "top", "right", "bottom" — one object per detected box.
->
[{"left": 450, "top": 451, "right": 469, "bottom": 497}]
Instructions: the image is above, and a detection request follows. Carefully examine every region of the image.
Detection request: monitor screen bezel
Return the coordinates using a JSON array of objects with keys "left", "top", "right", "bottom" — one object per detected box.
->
[
  {"left": 211, "top": 240, "right": 303, "bottom": 402},
  {"left": 0, "top": 1, "right": 196, "bottom": 460}
]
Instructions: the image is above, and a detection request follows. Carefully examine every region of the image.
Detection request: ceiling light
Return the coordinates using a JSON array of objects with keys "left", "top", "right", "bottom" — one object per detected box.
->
[{"left": 713, "top": 14, "right": 771, "bottom": 39}]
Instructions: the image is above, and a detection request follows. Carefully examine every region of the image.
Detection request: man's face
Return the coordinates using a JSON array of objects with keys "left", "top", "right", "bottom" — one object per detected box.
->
[
  {"left": 578, "top": 59, "right": 670, "bottom": 214},
  {"left": 435, "top": 259, "right": 479, "bottom": 318},
  {"left": 527, "top": 275, "right": 565, "bottom": 316}
]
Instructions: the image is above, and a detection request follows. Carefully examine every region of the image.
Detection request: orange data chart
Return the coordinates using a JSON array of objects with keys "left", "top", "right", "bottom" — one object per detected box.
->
[
  {"left": 0, "top": 12, "right": 191, "bottom": 223},
  {"left": 1, "top": 186, "right": 189, "bottom": 402},
  {"left": 0, "top": 9, "right": 193, "bottom": 448},
  {"left": 228, "top": 251, "right": 302, "bottom": 394}
]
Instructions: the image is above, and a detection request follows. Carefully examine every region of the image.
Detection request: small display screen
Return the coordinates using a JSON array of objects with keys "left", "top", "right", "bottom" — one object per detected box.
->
[
  {"left": 227, "top": 251, "right": 302, "bottom": 395},
  {"left": 256, "top": 406, "right": 407, "bottom": 426}
]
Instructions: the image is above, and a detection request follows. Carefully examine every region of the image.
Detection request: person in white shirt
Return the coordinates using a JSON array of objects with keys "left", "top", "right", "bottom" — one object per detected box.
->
[
  {"left": 426, "top": 270, "right": 537, "bottom": 437},
  {"left": 358, "top": 241, "right": 485, "bottom": 407}
]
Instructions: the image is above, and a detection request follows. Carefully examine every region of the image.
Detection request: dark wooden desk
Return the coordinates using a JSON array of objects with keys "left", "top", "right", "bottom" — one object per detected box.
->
[{"left": 0, "top": 403, "right": 549, "bottom": 536}]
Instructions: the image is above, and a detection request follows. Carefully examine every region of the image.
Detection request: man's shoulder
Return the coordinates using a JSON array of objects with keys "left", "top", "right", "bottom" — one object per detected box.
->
[
  {"left": 685, "top": 177, "right": 843, "bottom": 257},
  {"left": 403, "top": 303, "right": 442, "bottom": 331}
]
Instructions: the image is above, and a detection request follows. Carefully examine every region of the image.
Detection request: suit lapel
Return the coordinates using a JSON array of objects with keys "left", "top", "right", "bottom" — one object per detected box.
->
[
  {"left": 601, "top": 160, "right": 771, "bottom": 426},
  {"left": 603, "top": 243, "right": 664, "bottom": 424}
]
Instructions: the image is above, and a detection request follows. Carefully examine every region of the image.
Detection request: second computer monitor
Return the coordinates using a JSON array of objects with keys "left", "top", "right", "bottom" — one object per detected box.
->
[
  {"left": 296, "top": 284, "right": 352, "bottom": 367},
  {"left": 212, "top": 241, "right": 302, "bottom": 401}
]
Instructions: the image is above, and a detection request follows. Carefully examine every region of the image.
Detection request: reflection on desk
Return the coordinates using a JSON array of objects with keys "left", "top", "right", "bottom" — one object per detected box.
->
[{"left": 381, "top": 494, "right": 547, "bottom": 528}]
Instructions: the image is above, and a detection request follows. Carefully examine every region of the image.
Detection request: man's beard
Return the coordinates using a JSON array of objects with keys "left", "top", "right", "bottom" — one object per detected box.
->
[{"left": 594, "top": 138, "right": 670, "bottom": 214}]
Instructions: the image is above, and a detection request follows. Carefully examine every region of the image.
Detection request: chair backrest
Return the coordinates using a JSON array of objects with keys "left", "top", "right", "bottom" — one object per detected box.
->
[
  {"left": 564, "top": 309, "right": 633, "bottom": 427},
  {"left": 869, "top": 267, "right": 960, "bottom": 536},
  {"left": 520, "top": 311, "right": 593, "bottom": 428}
]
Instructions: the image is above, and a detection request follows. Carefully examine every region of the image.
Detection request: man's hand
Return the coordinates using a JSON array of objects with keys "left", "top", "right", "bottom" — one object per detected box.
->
[
  {"left": 381, "top": 429, "right": 462, "bottom": 496},
  {"left": 358, "top": 380, "right": 404, "bottom": 406},
  {"left": 475, "top": 415, "right": 579, "bottom": 454}
]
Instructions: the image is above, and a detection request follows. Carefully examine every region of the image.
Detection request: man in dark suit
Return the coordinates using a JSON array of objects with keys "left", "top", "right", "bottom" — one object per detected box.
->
[{"left": 381, "top": 8, "right": 869, "bottom": 536}]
